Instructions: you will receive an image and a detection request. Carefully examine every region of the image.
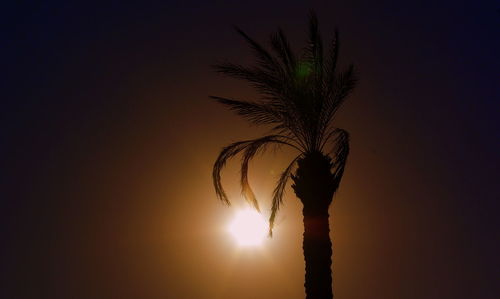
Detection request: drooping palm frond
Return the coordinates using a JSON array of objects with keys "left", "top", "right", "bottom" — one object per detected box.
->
[
  {"left": 240, "top": 135, "right": 292, "bottom": 211},
  {"left": 211, "top": 12, "right": 357, "bottom": 234},
  {"left": 212, "top": 135, "right": 297, "bottom": 209},
  {"left": 213, "top": 140, "right": 254, "bottom": 205},
  {"left": 269, "top": 154, "right": 301, "bottom": 236}
]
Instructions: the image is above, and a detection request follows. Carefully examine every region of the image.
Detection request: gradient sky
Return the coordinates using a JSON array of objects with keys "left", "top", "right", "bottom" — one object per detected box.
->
[{"left": 1, "top": 1, "right": 499, "bottom": 298}]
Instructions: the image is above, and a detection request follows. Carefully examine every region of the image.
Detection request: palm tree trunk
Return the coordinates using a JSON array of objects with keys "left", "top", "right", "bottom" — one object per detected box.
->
[
  {"left": 292, "top": 152, "right": 336, "bottom": 299},
  {"left": 302, "top": 205, "right": 333, "bottom": 299}
]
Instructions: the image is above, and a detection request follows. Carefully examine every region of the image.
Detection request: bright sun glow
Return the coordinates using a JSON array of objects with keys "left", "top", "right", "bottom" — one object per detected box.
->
[{"left": 228, "top": 208, "right": 267, "bottom": 247}]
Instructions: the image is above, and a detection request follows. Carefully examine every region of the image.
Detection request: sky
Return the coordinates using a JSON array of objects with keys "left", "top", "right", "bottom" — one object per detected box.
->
[{"left": 1, "top": 1, "right": 499, "bottom": 298}]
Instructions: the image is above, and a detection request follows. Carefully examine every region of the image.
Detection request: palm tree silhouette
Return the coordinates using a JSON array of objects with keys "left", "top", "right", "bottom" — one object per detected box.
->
[{"left": 211, "top": 12, "right": 357, "bottom": 299}]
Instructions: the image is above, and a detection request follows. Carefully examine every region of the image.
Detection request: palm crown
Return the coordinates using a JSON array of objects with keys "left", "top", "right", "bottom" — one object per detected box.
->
[{"left": 211, "top": 13, "right": 357, "bottom": 235}]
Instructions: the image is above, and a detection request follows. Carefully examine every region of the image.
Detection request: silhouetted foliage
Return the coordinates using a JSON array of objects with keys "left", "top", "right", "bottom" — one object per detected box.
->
[
  {"left": 211, "top": 12, "right": 356, "bottom": 233},
  {"left": 211, "top": 12, "right": 357, "bottom": 299}
]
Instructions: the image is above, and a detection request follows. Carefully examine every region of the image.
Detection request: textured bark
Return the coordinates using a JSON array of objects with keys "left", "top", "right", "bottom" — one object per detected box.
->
[{"left": 292, "top": 152, "right": 336, "bottom": 299}]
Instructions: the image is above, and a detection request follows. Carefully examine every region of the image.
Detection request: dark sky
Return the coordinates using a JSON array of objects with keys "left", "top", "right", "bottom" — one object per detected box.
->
[{"left": 1, "top": 1, "right": 499, "bottom": 298}]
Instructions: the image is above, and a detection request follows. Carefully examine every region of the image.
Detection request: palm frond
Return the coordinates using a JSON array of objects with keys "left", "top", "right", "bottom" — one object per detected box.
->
[
  {"left": 213, "top": 135, "right": 298, "bottom": 209},
  {"left": 304, "top": 11, "right": 324, "bottom": 86},
  {"left": 213, "top": 140, "right": 253, "bottom": 205},
  {"left": 210, "top": 96, "right": 283, "bottom": 125},
  {"left": 234, "top": 26, "right": 282, "bottom": 74},
  {"left": 325, "top": 30, "right": 340, "bottom": 87},
  {"left": 240, "top": 135, "right": 300, "bottom": 210},
  {"left": 320, "top": 127, "right": 350, "bottom": 151},
  {"left": 327, "top": 128, "right": 350, "bottom": 194},
  {"left": 270, "top": 28, "right": 296, "bottom": 75},
  {"left": 212, "top": 13, "right": 357, "bottom": 234},
  {"left": 212, "top": 63, "right": 283, "bottom": 98},
  {"left": 310, "top": 12, "right": 324, "bottom": 67},
  {"left": 333, "top": 64, "right": 357, "bottom": 102},
  {"left": 268, "top": 154, "right": 301, "bottom": 236},
  {"left": 319, "top": 64, "right": 358, "bottom": 138}
]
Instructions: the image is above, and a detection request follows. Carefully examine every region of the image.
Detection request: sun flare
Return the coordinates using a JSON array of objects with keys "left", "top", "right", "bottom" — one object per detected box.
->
[{"left": 228, "top": 209, "right": 267, "bottom": 247}]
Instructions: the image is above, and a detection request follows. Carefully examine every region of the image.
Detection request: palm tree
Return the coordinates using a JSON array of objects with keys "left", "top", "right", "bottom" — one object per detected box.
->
[{"left": 211, "top": 12, "right": 357, "bottom": 299}]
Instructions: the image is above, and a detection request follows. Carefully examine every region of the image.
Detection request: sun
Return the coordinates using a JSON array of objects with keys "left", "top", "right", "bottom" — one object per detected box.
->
[{"left": 228, "top": 208, "right": 268, "bottom": 247}]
